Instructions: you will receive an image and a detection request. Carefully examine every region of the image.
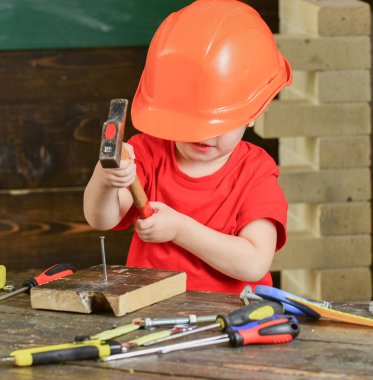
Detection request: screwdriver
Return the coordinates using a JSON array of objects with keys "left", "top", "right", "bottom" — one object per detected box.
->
[
  {"left": 102, "top": 315, "right": 300, "bottom": 362},
  {"left": 1, "top": 339, "right": 122, "bottom": 367},
  {"left": 141, "top": 301, "right": 284, "bottom": 347},
  {"left": 0, "top": 263, "right": 76, "bottom": 302},
  {"left": 1, "top": 325, "right": 198, "bottom": 367}
]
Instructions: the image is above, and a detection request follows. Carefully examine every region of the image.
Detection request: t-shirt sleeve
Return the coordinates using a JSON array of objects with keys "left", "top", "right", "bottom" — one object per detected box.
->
[
  {"left": 112, "top": 134, "right": 149, "bottom": 231},
  {"left": 237, "top": 161, "right": 288, "bottom": 251}
]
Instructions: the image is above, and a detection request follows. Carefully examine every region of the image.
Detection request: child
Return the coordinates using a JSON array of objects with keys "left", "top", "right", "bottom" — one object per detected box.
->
[{"left": 84, "top": 0, "right": 292, "bottom": 294}]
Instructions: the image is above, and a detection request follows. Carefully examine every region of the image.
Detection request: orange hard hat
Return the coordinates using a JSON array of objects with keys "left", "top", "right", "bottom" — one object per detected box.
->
[{"left": 131, "top": 0, "right": 292, "bottom": 142}]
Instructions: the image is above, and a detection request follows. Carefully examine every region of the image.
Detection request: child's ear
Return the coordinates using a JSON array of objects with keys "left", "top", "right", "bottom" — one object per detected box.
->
[{"left": 246, "top": 121, "right": 255, "bottom": 128}]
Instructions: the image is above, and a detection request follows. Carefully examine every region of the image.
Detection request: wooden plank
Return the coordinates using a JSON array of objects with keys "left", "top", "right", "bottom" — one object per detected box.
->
[
  {"left": 0, "top": 48, "right": 146, "bottom": 105},
  {"left": 0, "top": 191, "right": 132, "bottom": 271},
  {"left": 30, "top": 265, "right": 187, "bottom": 316}
]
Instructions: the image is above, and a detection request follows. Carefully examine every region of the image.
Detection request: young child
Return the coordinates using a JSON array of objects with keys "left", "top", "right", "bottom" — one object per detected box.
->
[{"left": 84, "top": 0, "right": 292, "bottom": 294}]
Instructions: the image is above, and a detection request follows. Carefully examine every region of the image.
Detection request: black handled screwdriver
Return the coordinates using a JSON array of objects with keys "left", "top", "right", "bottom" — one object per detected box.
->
[{"left": 0, "top": 263, "right": 76, "bottom": 302}]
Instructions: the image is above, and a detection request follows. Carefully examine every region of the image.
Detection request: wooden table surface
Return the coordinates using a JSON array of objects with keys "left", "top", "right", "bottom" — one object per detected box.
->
[{"left": 0, "top": 272, "right": 372, "bottom": 380}]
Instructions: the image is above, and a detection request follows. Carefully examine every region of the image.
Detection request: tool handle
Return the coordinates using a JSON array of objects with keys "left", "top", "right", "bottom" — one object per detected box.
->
[
  {"left": 228, "top": 315, "right": 300, "bottom": 347},
  {"left": 23, "top": 263, "right": 76, "bottom": 289},
  {"left": 99, "top": 99, "right": 153, "bottom": 219},
  {"left": 121, "top": 147, "right": 153, "bottom": 219},
  {"left": 216, "top": 301, "right": 284, "bottom": 331},
  {"left": 10, "top": 340, "right": 122, "bottom": 366}
]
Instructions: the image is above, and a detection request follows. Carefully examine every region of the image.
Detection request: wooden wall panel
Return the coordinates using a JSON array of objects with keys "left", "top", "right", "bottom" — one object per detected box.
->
[{"left": 0, "top": 191, "right": 132, "bottom": 271}]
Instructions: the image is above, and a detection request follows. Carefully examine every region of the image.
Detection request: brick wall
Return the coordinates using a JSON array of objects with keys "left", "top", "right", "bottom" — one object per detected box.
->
[{"left": 256, "top": 0, "right": 372, "bottom": 301}]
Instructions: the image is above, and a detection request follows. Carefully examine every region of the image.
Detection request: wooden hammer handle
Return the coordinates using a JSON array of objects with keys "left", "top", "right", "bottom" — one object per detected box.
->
[{"left": 121, "top": 147, "right": 153, "bottom": 219}]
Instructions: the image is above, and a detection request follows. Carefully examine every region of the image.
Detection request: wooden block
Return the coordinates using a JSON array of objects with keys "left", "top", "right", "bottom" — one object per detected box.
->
[
  {"left": 255, "top": 100, "right": 370, "bottom": 138},
  {"left": 280, "top": 70, "right": 371, "bottom": 103},
  {"left": 280, "top": 136, "right": 371, "bottom": 169},
  {"left": 275, "top": 34, "right": 370, "bottom": 70},
  {"left": 279, "top": 167, "right": 371, "bottom": 203},
  {"left": 31, "top": 265, "right": 187, "bottom": 317},
  {"left": 280, "top": 0, "right": 371, "bottom": 37},
  {"left": 273, "top": 232, "right": 371, "bottom": 271},
  {"left": 281, "top": 268, "right": 372, "bottom": 301}
]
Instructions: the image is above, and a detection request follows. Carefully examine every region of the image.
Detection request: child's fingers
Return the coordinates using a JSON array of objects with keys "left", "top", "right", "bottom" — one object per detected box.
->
[{"left": 123, "top": 143, "right": 136, "bottom": 160}]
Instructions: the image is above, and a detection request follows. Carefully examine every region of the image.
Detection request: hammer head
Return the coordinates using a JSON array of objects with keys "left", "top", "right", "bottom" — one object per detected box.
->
[{"left": 99, "top": 99, "right": 128, "bottom": 168}]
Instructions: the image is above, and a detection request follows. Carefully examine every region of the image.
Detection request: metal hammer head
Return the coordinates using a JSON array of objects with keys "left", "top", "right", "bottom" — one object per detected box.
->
[{"left": 99, "top": 99, "right": 128, "bottom": 168}]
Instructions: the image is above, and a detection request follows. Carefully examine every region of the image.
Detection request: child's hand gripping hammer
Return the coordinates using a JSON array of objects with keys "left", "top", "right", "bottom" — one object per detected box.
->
[{"left": 99, "top": 99, "right": 153, "bottom": 219}]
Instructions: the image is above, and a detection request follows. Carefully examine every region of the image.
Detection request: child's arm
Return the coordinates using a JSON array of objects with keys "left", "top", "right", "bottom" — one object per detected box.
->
[
  {"left": 83, "top": 144, "right": 136, "bottom": 230},
  {"left": 135, "top": 202, "right": 277, "bottom": 282}
]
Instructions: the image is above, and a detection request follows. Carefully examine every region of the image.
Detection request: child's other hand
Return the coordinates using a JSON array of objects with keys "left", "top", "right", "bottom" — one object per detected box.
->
[
  {"left": 135, "top": 202, "right": 183, "bottom": 243},
  {"left": 99, "top": 143, "right": 136, "bottom": 189}
]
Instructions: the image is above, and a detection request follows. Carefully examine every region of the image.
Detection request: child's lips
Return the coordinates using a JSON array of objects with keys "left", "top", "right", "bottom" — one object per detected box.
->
[{"left": 191, "top": 142, "right": 214, "bottom": 152}]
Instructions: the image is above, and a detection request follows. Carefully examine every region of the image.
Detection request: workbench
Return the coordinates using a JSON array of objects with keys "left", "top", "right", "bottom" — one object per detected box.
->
[{"left": 1, "top": 272, "right": 372, "bottom": 379}]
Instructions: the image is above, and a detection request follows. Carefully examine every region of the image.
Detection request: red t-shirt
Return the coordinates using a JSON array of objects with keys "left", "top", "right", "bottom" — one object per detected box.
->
[{"left": 114, "top": 134, "right": 287, "bottom": 294}]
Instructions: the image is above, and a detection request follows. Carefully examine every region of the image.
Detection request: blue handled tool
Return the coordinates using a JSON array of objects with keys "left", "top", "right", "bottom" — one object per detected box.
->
[{"left": 240, "top": 285, "right": 332, "bottom": 318}]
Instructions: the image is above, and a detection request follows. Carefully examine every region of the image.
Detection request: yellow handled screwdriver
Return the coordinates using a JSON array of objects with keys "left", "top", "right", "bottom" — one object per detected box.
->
[{"left": 1, "top": 339, "right": 122, "bottom": 367}]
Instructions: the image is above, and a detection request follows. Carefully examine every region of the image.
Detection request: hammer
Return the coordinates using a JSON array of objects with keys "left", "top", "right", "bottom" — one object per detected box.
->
[{"left": 99, "top": 99, "right": 153, "bottom": 219}]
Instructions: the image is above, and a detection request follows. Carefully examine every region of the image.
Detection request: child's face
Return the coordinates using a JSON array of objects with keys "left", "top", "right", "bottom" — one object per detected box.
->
[{"left": 175, "top": 125, "right": 248, "bottom": 164}]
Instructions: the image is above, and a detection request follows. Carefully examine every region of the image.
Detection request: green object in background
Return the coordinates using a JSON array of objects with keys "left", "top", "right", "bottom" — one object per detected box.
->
[
  {"left": 0, "top": 0, "right": 193, "bottom": 50},
  {"left": 0, "top": 265, "right": 6, "bottom": 289}
]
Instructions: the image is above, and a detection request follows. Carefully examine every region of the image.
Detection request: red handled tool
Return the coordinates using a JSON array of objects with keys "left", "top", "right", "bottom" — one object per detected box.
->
[
  {"left": 99, "top": 99, "right": 153, "bottom": 219},
  {"left": 0, "top": 263, "right": 76, "bottom": 302},
  {"left": 102, "top": 315, "right": 300, "bottom": 362}
]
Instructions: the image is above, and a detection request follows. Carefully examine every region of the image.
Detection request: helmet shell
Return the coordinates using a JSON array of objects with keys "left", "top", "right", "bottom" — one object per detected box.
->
[{"left": 132, "top": 0, "right": 292, "bottom": 142}]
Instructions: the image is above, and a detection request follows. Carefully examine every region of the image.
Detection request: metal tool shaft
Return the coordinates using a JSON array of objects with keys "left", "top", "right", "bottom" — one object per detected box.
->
[
  {"left": 0, "top": 286, "right": 28, "bottom": 302},
  {"left": 102, "top": 335, "right": 227, "bottom": 362},
  {"left": 100, "top": 236, "right": 108, "bottom": 283},
  {"left": 138, "top": 314, "right": 217, "bottom": 328},
  {"left": 143, "top": 322, "right": 220, "bottom": 346}
]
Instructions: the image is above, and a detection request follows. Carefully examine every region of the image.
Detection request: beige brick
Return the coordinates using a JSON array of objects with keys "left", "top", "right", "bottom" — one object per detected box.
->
[
  {"left": 280, "top": 137, "right": 316, "bottom": 168},
  {"left": 275, "top": 34, "right": 371, "bottom": 70},
  {"left": 317, "top": 202, "right": 371, "bottom": 236},
  {"left": 279, "top": 167, "right": 371, "bottom": 203},
  {"left": 287, "top": 202, "right": 371, "bottom": 236},
  {"left": 318, "top": 136, "right": 371, "bottom": 169},
  {"left": 280, "top": 70, "right": 371, "bottom": 103},
  {"left": 280, "top": 0, "right": 371, "bottom": 37},
  {"left": 255, "top": 100, "right": 370, "bottom": 138},
  {"left": 272, "top": 232, "right": 371, "bottom": 270},
  {"left": 280, "top": 136, "right": 371, "bottom": 169},
  {"left": 281, "top": 268, "right": 372, "bottom": 301}
]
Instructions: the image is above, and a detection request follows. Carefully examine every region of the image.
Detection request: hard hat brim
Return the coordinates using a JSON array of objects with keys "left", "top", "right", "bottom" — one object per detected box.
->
[{"left": 131, "top": 56, "right": 292, "bottom": 142}]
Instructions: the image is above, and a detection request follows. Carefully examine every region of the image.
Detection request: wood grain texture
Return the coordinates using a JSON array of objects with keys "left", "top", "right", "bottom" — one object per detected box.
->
[
  {"left": 0, "top": 190, "right": 132, "bottom": 271},
  {"left": 31, "top": 265, "right": 187, "bottom": 316}
]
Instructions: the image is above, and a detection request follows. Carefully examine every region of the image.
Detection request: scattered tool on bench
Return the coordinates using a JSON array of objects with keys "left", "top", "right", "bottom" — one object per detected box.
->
[
  {"left": 240, "top": 285, "right": 331, "bottom": 318},
  {"left": 99, "top": 98, "right": 153, "bottom": 219},
  {"left": 0, "top": 303, "right": 283, "bottom": 366},
  {"left": 0, "top": 263, "right": 76, "bottom": 302},
  {"left": 140, "top": 301, "right": 284, "bottom": 347},
  {"left": 132, "top": 314, "right": 217, "bottom": 328},
  {"left": 1, "top": 339, "right": 122, "bottom": 367},
  {"left": 0, "top": 265, "right": 6, "bottom": 289},
  {"left": 240, "top": 285, "right": 373, "bottom": 327},
  {"left": 102, "top": 315, "right": 300, "bottom": 362},
  {"left": 286, "top": 296, "right": 373, "bottom": 327},
  {"left": 0, "top": 322, "right": 196, "bottom": 367}
]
